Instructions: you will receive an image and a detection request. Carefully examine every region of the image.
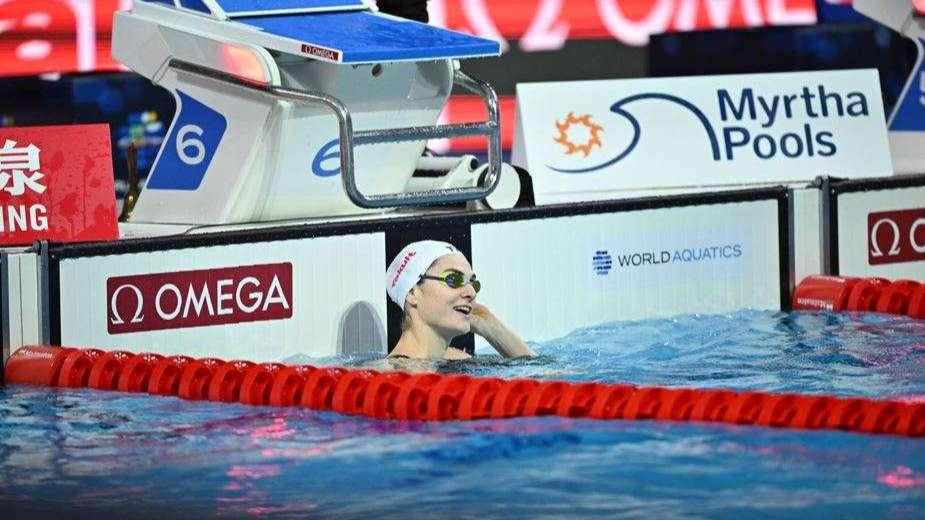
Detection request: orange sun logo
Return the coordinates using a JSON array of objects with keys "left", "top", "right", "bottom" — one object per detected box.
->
[{"left": 553, "top": 112, "right": 604, "bottom": 157}]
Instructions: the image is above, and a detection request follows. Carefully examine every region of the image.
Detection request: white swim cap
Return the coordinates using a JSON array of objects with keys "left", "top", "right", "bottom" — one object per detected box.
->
[{"left": 386, "top": 240, "right": 461, "bottom": 307}]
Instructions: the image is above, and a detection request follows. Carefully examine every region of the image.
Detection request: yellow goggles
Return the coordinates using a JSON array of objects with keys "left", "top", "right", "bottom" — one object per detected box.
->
[{"left": 419, "top": 269, "right": 481, "bottom": 293}]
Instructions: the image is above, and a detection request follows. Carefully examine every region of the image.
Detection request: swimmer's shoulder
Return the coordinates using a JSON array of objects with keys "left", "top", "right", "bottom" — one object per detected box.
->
[{"left": 384, "top": 348, "right": 471, "bottom": 360}]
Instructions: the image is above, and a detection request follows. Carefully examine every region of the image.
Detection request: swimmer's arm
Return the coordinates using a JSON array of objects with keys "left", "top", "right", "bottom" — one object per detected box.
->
[{"left": 469, "top": 303, "right": 537, "bottom": 359}]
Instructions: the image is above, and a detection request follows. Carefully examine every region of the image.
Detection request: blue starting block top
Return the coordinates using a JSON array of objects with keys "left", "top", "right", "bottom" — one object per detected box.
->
[
  {"left": 143, "top": 0, "right": 500, "bottom": 63},
  {"left": 240, "top": 11, "right": 501, "bottom": 63},
  {"left": 216, "top": 0, "right": 366, "bottom": 16},
  {"left": 166, "top": 0, "right": 367, "bottom": 17}
]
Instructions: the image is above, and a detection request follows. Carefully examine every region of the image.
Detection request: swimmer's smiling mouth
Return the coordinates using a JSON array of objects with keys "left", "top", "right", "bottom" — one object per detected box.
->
[{"left": 454, "top": 305, "right": 472, "bottom": 315}]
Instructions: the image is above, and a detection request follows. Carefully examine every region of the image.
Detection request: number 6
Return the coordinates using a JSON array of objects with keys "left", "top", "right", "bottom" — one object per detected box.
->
[{"left": 177, "top": 124, "right": 206, "bottom": 165}]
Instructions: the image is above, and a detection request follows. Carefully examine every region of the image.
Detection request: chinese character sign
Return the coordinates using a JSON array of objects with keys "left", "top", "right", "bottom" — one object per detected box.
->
[
  {"left": 0, "top": 124, "right": 118, "bottom": 245},
  {"left": 0, "top": 141, "right": 48, "bottom": 196}
]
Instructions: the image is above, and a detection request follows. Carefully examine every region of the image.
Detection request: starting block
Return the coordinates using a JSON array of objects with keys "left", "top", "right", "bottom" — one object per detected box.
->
[
  {"left": 112, "top": 0, "right": 503, "bottom": 224},
  {"left": 854, "top": 0, "right": 925, "bottom": 174}
]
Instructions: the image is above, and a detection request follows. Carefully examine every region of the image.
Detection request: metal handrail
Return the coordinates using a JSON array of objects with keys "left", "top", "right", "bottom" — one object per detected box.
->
[{"left": 169, "top": 58, "right": 502, "bottom": 209}]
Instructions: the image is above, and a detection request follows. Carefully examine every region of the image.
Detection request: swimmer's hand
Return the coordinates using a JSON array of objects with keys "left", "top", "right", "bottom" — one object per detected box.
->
[
  {"left": 467, "top": 302, "right": 496, "bottom": 333},
  {"left": 469, "top": 303, "right": 536, "bottom": 359}
]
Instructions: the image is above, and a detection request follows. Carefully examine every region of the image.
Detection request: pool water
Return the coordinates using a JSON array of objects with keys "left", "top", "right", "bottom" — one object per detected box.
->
[{"left": 1, "top": 310, "right": 923, "bottom": 519}]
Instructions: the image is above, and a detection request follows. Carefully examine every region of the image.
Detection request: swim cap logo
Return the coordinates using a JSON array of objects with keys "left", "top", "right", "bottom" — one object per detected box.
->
[
  {"left": 391, "top": 251, "right": 417, "bottom": 288},
  {"left": 554, "top": 113, "right": 604, "bottom": 157}
]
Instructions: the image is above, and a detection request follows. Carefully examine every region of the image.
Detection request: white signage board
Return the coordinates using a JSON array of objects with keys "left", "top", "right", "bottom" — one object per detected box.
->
[
  {"left": 512, "top": 69, "right": 893, "bottom": 204},
  {"left": 854, "top": 0, "right": 925, "bottom": 174},
  {"left": 471, "top": 198, "right": 782, "bottom": 349},
  {"left": 836, "top": 185, "right": 925, "bottom": 280},
  {"left": 57, "top": 233, "right": 388, "bottom": 361}
]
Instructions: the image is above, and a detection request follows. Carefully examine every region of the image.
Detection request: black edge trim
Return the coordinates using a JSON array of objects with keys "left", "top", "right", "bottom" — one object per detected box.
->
[
  {"left": 827, "top": 179, "right": 840, "bottom": 276},
  {"left": 48, "top": 186, "right": 790, "bottom": 259},
  {"left": 827, "top": 173, "right": 925, "bottom": 276},
  {"left": 48, "top": 253, "right": 60, "bottom": 346},
  {"left": 1, "top": 251, "right": 7, "bottom": 380},
  {"left": 38, "top": 241, "right": 51, "bottom": 344},
  {"left": 780, "top": 189, "right": 793, "bottom": 311},
  {"left": 819, "top": 176, "right": 838, "bottom": 275},
  {"left": 829, "top": 173, "right": 925, "bottom": 195}
]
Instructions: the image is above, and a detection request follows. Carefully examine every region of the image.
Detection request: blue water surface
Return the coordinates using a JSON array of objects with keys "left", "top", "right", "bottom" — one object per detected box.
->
[{"left": 1, "top": 310, "right": 923, "bottom": 519}]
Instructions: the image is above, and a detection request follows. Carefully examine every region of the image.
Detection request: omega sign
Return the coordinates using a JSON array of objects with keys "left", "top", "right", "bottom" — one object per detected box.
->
[
  {"left": 107, "top": 263, "right": 292, "bottom": 334},
  {"left": 868, "top": 208, "right": 925, "bottom": 265}
]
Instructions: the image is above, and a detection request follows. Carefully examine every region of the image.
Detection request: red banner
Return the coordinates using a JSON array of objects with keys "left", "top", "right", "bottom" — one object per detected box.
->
[
  {"left": 0, "top": 124, "right": 118, "bottom": 245},
  {"left": 0, "top": 0, "right": 123, "bottom": 77},
  {"left": 107, "top": 263, "right": 294, "bottom": 334},
  {"left": 436, "top": 95, "right": 516, "bottom": 152},
  {"left": 915, "top": 0, "right": 925, "bottom": 17},
  {"left": 868, "top": 208, "right": 925, "bottom": 265},
  {"left": 432, "top": 0, "right": 817, "bottom": 48}
]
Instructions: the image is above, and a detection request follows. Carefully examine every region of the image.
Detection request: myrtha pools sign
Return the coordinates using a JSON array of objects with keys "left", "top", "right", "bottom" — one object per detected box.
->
[{"left": 513, "top": 69, "right": 892, "bottom": 202}]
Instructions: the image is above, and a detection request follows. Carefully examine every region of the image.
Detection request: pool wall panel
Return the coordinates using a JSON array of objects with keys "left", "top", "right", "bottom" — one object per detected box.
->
[
  {"left": 831, "top": 175, "right": 925, "bottom": 280},
  {"left": 55, "top": 233, "right": 387, "bottom": 361},
  {"left": 791, "top": 186, "right": 824, "bottom": 290},
  {"left": 43, "top": 187, "right": 790, "bottom": 359},
  {"left": 470, "top": 200, "right": 782, "bottom": 349},
  {"left": 1, "top": 251, "right": 43, "bottom": 370}
]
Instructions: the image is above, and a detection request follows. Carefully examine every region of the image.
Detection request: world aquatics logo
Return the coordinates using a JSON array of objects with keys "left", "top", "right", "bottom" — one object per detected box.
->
[{"left": 547, "top": 85, "right": 871, "bottom": 174}]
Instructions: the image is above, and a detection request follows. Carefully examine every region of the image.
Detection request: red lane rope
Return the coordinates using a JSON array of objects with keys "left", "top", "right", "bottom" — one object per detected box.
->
[
  {"left": 794, "top": 275, "right": 925, "bottom": 318},
  {"left": 5, "top": 346, "right": 923, "bottom": 437}
]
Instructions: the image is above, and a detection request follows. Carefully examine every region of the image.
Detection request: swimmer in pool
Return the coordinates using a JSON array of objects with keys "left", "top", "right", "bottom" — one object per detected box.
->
[{"left": 385, "top": 240, "right": 536, "bottom": 360}]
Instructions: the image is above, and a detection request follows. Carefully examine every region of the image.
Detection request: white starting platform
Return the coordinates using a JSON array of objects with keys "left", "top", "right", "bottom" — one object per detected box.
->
[
  {"left": 854, "top": 0, "right": 925, "bottom": 174},
  {"left": 113, "top": 0, "right": 515, "bottom": 224}
]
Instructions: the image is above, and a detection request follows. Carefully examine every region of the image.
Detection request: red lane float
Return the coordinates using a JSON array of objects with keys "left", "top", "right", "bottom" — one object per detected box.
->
[
  {"left": 117, "top": 353, "right": 164, "bottom": 392},
  {"left": 59, "top": 349, "right": 104, "bottom": 388},
  {"left": 793, "top": 275, "right": 924, "bottom": 318},
  {"left": 269, "top": 365, "right": 315, "bottom": 407},
  {"left": 363, "top": 371, "right": 411, "bottom": 419},
  {"left": 178, "top": 358, "right": 223, "bottom": 400},
  {"left": 208, "top": 360, "right": 255, "bottom": 402},
  {"left": 148, "top": 356, "right": 193, "bottom": 395},
  {"left": 88, "top": 351, "right": 133, "bottom": 390},
  {"left": 3, "top": 346, "right": 76, "bottom": 386},
  {"left": 4, "top": 346, "right": 924, "bottom": 438},
  {"left": 240, "top": 363, "right": 284, "bottom": 406}
]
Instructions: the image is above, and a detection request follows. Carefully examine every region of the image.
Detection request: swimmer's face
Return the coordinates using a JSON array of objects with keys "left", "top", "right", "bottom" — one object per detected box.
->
[{"left": 411, "top": 253, "right": 477, "bottom": 339}]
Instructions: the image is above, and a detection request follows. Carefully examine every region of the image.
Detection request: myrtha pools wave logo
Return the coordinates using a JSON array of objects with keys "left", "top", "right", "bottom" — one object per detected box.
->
[{"left": 549, "top": 86, "right": 871, "bottom": 173}]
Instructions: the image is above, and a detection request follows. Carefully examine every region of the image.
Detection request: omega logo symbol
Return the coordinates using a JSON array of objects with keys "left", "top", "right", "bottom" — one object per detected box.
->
[
  {"left": 868, "top": 210, "right": 925, "bottom": 265},
  {"left": 109, "top": 283, "right": 144, "bottom": 325},
  {"left": 870, "top": 218, "right": 925, "bottom": 257}
]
